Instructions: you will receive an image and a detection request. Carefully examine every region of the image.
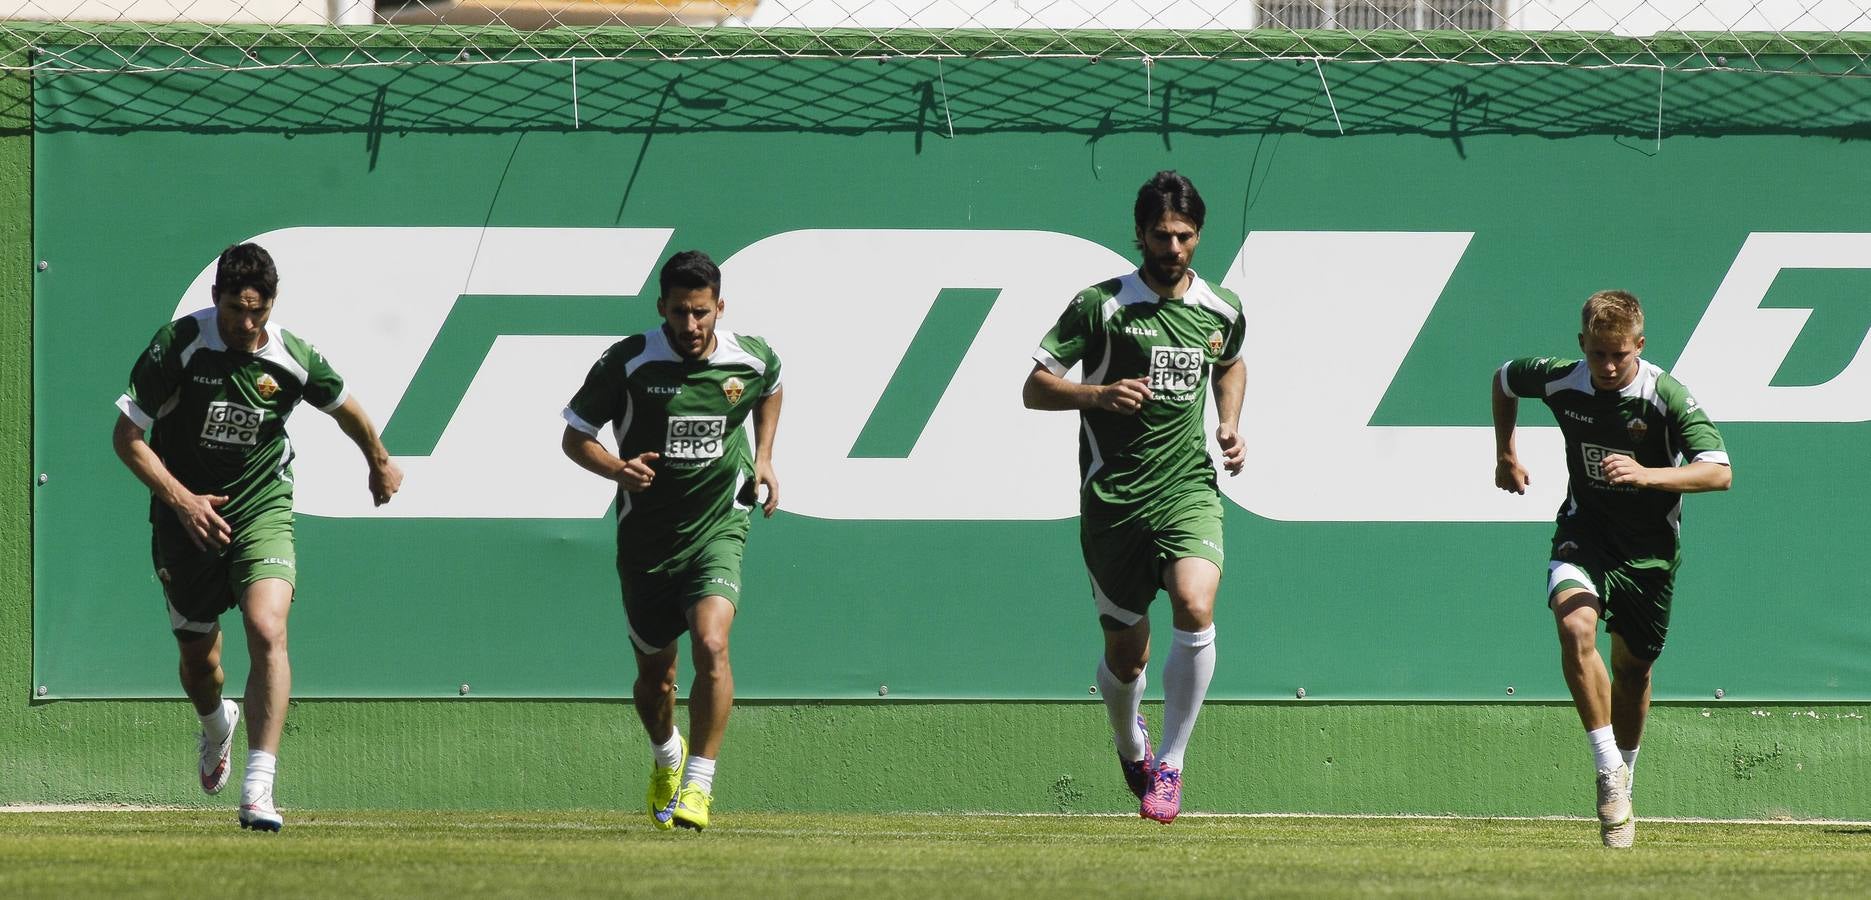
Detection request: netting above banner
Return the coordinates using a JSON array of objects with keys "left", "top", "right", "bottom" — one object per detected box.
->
[{"left": 4, "top": 0, "right": 1871, "bottom": 73}]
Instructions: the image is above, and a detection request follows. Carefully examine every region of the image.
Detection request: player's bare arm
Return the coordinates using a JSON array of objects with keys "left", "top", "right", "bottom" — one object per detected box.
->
[
  {"left": 1599, "top": 456, "right": 1732, "bottom": 493},
  {"left": 751, "top": 386, "right": 784, "bottom": 517},
  {"left": 560, "top": 426, "right": 659, "bottom": 492},
  {"left": 111, "top": 413, "right": 231, "bottom": 551},
  {"left": 326, "top": 395, "right": 403, "bottom": 506},
  {"left": 1210, "top": 358, "right": 1245, "bottom": 476},
  {"left": 1022, "top": 363, "right": 1153, "bottom": 414},
  {"left": 1491, "top": 375, "right": 1530, "bottom": 494}
]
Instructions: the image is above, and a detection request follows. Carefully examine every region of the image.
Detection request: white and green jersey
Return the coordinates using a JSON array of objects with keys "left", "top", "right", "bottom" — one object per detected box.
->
[
  {"left": 563, "top": 327, "right": 782, "bottom": 569},
  {"left": 1500, "top": 356, "right": 1729, "bottom": 559},
  {"left": 1034, "top": 270, "right": 1246, "bottom": 513},
  {"left": 117, "top": 308, "right": 347, "bottom": 527}
]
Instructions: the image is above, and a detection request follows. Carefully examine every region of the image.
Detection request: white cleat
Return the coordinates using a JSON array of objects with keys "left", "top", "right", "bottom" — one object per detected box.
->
[
  {"left": 198, "top": 700, "right": 239, "bottom": 795},
  {"left": 239, "top": 783, "right": 283, "bottom": 833},
  {"left": 1596, "top": 764, "right": 1634, "bottom": 848}
]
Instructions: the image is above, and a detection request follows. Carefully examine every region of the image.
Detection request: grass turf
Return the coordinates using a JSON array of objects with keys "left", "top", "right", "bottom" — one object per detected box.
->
[{"left": 4, "top": 810, "right": 1871, "bottom": 897}]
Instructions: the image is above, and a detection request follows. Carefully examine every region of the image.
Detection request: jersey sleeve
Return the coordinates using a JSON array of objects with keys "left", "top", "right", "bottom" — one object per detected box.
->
[
  {"left": 1498, "top": 356, "right": 1570, "bottom": 399},
  {"left": 117, "top": 321, "right": 185, "bottom": 429},
  {"left": 286, "top": 332, "right": 348, "bottom": 412},
  {"left": 1660, "top": 374, "right": 1729, "bottom": 466},
  {"left": 1218, "top": 287, "right": 1246, "bottom": 364},
  {"left": 1034, "top": 293, "right": 1100, "bottom": 377},
  {"left": 563, "top": 340, "right": 632, "bottom": 436},
  {"left": 758, "top": 339, "right": 782, "bottom": 397}
]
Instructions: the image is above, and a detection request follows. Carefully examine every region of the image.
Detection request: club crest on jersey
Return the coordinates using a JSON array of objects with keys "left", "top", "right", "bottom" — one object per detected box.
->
[
  {"left": 1207, "top": 330, "right": 1224, "bottom": 355},
  {"left": 1626, "top": 418, "right": 1648, "bottom": 444},
  {"left": 722, "top": 376, "right": 745, "bottom": 405},
  {"left": 255, "top": 373, "right": 280, "bottom": 400}
]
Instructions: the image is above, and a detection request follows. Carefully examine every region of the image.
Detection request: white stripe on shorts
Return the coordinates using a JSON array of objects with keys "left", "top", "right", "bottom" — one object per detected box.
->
[
  {"left": 1547, "top": 560, "right": 1598, "bottom": 601},
  {"left": 1091, "top": 572, "right": 1143, "bottom": 627}
]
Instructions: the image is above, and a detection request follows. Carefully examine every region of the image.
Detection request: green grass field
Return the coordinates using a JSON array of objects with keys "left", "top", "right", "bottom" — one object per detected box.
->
[{"left": 5, "top": 810, "right": 1871, "bottom": 898}]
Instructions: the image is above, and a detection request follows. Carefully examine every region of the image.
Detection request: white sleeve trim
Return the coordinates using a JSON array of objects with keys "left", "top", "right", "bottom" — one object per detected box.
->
[
  {"left": 115, "top": 394, "right": 154, "bottom": 430},
  {"left": 1497, "top": 363, "right": 1519, "bottom": 398},
  {"left": 761, "top": 374, "right": 783, "bottom": 397},
  {"left": 1692, "top": 450, "right": 1731, "bottom": 466},
  {"left": 1034, "top": 350, "right": 1068, "bottom": 378},
  {"left": 562, "top": 407, "right": 602, "bottom": 437},
  {"left": 317, "top": 385, "right": 350, "bottom": 414}
]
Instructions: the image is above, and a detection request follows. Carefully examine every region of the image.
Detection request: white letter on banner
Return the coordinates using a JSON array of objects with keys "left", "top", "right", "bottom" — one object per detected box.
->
[
  {"left": 721, "top": 229, "right": 1130, "bottom": 520},
  {"left": 176, "top": 226, "right": 672, "bottom": 518},
  {"left": 1215, "top": 231, "right": 1564, "bottom": 522},
  {"left": 1674, "top": 232, "right": 1871, "bottom": 422}
]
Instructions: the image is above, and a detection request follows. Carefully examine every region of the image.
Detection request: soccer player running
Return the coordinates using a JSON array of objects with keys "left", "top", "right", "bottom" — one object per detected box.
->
[
  {"left": 112, "top": 243, "right": 402, "bottom": 832},
  {"left": 1493, "top": 290, "right": 1731, "bottom": 848},
  {"left": 561, "top": 250, "right": 782, "bottom": 832},
  {"left": 1023, "top": 171, "right": 1246, "bottom": 823}
]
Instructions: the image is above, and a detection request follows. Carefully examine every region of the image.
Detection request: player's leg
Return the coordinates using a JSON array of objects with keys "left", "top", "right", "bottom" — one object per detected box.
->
[
  {"left": 236, "top": 577, "right": 293, "bottom": 832},
  {"left": 1084, "top": 515, "right": 1156, "bottom": 801},
  {"left": 1548, "top": 560, "right": 1629, "bottom": 847},
  {"left": 1603, "top": 563, "right": 1672, "bottom": 799},
  {"left": 673, "top": 595, "right": 735, "bottom": 831},
  {"left": 156, "top": 527, "right": 241, "bottom": 796},
  {"left": 1143, "top": 556, "right": 1219, "bottom": 824},
  {"left": 175, "top": 626, "right": 239, "bottom": 795},
  {"left": 622, "top": 568, "right": 689, "bottom": 830},
  {"left": 1141, "top": 492, "right": 1225, "bottom": 824},
  {"left": 1099, "top": 614, "right": 1154, "bottom": 799},
  {"left": 1608, "top": 633, "right": 1654, "bottom": 774}
]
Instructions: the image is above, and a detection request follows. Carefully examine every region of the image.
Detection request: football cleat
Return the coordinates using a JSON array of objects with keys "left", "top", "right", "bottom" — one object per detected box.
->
[
  {"left": 1596, "top": 765, "right": 1633, "bottom": 848},
  {"left": 1141, "top": 764, "right": 1182, "bottom": 824},
  {"left": 648, "top": 734, "right": 687, "bottom": 830},
  {"left": 671, "top": 784, "right": 712, "bottom": 832},
  {"left": 239, "top": 783, "right": 283, "bottom": 833},
  {"left": 198, "top": 700, "right": 239, "bottom": 795},
  {"left": 1118, "top": 715, "right": 1155, "bottom": 800}
]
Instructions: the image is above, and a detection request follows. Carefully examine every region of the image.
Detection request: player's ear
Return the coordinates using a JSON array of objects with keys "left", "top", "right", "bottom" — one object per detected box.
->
[{"left": 1634, "top": 333, "right": 1646, "bottom": 353}]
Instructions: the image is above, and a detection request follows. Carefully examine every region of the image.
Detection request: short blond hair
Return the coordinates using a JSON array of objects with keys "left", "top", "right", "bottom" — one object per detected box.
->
[{"left": 1581, "top": 290, "right": 1644, "bottom": 340}]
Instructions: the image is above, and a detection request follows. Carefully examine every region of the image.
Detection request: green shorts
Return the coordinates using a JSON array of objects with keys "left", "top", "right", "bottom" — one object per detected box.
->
[
  {"left": 1546, "top": 528, "right": 1676, "bottom": 661},
  {"left": 1080, "top": 487, "right": 1225, "bottom": 628},
  {"left": 151, "top": 510, "right": 297, "bottom": 638},
  {"left": 616, "top": 532, "right": 746, "bottom": 654}
]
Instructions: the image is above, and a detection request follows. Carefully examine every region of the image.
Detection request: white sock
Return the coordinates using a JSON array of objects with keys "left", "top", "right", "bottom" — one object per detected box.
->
[
  {"left": 1156, "top": 625, "right": 1216, "bottom": 771},
  {"left": 242, "top": 749, "right": 277, "bottom": 805},
  {"left": 1588, "top": 726, "right": 1620, "bottom": 772},
  {"left": 683, "top": 755, "right": 716, "bottom": 794},
  {"left": 1095, "top": 659, "right": 1148, "bottom": 762},
  {"left": 652, "top": 728, "right": 684, "bottom": 769},
  {"left": 199, "top": 700, "right": 234, "bottom": 744},
  {"left": 1621, "top": 746, "right": 1640, "bottom": 789}
]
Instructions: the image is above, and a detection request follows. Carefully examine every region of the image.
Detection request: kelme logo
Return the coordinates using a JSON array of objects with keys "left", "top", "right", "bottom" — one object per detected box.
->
[
  {"left": 255, "top": 373, "right": 280, "bottom": 400},
  {"left": 722, "top": 376, "right": 745, "bottom": 405}
]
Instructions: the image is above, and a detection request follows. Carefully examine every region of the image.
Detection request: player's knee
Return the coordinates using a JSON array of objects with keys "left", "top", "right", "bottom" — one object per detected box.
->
[
  {"left": 179, "top": 653, "right": 219, "bottom": 680},
  {"left": 692, "top": 632, "right": 731, "bottom": 672},
  {"left": 246, "top": 618, "right": 289, "bottom": 655},
  {"left": 1555, "top": 606, "right": 1599, "bottom": 647},
  {"left": 1612, "top": 653, "right": 1654, "bottom": 682},
  {"left": 637, "top": 670, "right": 676, "bottom": 699}
]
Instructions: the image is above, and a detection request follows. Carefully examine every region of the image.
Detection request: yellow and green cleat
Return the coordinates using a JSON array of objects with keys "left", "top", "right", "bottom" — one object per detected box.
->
[
  {"left": 671, "top": 784, "right": 712, "bottom": 831},
  {"left": 647, "top": 735, "right": 687, "bottom": 831}
]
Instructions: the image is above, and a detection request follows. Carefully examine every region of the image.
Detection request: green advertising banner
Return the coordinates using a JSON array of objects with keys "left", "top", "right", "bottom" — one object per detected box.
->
[{"left": 31, "top": 49, "right": 1871, "bottom": 699}]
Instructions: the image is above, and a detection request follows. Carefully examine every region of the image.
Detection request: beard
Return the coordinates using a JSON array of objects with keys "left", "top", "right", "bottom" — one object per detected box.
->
[{"left": 1141, "top": 255, "right": 1186, "bottom": 288}]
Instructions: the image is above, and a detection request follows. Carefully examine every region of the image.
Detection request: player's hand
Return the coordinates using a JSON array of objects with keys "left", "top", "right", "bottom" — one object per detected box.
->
[
  {"left": 171, "top": 492, "right": 232, "bottom": 552},
  {"left": 754, "top": 460, "right": 780, "bottom": 518},
  {"left": 1599, "top": 453, "right": 1650, "bottom": 488},
  {"left": 1096, "top": 378, "right": 1153, "bottom": 415},
  {"left": 369, "top": 459, "right": 404, "bottom": 507},
  {"left": 1495, "top": 455, "right": 1530, "bottom": 494},
  {"left": 614, "top": 451, "right": 659, "bottom": 492},
  {"left": 1215, "top": 424, "right": 1245, "bottom": 476}
]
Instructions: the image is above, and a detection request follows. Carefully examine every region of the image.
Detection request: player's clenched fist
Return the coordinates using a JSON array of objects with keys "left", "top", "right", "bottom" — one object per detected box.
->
[
  {"left": 1097, "top": 378, "right": 1153, "bottom": 415},
  {"left": 1495, "top": 455, "right": 1530, "bottom": 495}
]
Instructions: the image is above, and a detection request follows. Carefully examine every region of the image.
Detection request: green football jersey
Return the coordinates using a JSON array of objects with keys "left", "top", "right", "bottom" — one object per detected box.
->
[
  {"left": 1034, "top": 270, "right": 1246, "bottom": 512},
  {"left": 1500, "top": 356, "right": 1729, "bottom": 559},
  {"left": 564, "top": 327, "right": 782, "bottom": 569},
  {"left": 117, "top": 308, "right": 347, "bottom": 528}
]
